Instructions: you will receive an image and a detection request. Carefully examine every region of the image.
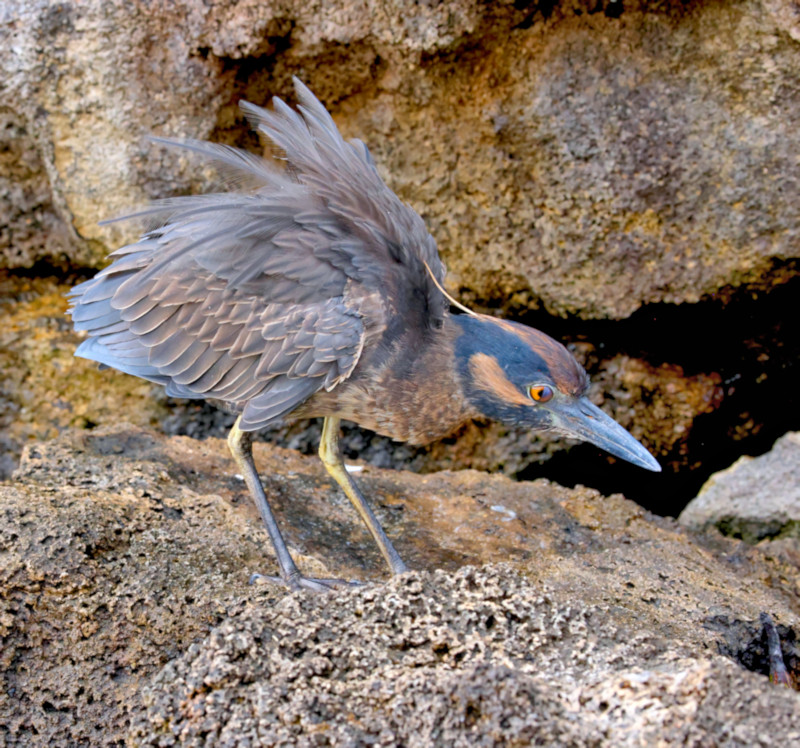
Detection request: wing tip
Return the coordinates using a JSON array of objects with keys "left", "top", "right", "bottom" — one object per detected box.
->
[{"left": 238, "top": 99, "right": 266, "bottom": 119}]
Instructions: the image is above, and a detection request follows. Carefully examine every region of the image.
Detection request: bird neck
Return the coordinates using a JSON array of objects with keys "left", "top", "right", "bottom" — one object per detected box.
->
[
  {"left": 450, "top": 313, "right": 513, "bottom": 420},
  {"left": 381, "top": 314, "right": 483, "bottom": 443}
]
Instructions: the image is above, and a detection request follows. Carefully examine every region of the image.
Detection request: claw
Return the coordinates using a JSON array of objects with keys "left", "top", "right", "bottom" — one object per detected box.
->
[{"left": 249, "top": 572, "right": 364, "bottom": 592}]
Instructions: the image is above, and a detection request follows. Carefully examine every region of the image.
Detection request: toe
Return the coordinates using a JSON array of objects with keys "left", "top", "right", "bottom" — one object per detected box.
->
[{"left": 249, "top": 572, "right": 364, "bottom": 592}]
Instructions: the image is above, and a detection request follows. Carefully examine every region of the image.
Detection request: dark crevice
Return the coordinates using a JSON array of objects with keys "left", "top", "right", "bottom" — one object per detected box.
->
[
  {"left": 602, "top": 1, "right": 625, "bottom": 19},
  {"left": 512, "top": 0, "right": 558, "bottom": 29},
  {"left": 707, "top": 615, "right": 799, "bottom": 689},
  {"left": 215, "top": 19, "right": 295, "bottom": 83},
  {"left": 511, "top": 261, "right": 800, "bottom": 516},
  {"left": 0, "top": 258, "right": 90, "bottom": 286}
]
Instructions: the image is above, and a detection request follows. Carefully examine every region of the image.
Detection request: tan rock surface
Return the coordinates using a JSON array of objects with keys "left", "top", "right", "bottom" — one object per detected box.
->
[
  {"left": 2, "top": 0, "right": 798, "bottom": 317},
  {"left": 0, "top": 275, "right": 169, "bottom": 477},
  {"left": 680, "top": 432, "right": 800, "bottom": 542},
  {"left": 0, "top": 110, "right": 81, "bottom": 269},
  {"left": 1, "top": 424, "right": 798, "bottom": 745}
]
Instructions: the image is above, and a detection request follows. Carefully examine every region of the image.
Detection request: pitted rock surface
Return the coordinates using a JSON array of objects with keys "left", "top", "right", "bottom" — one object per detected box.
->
[
  {"left": 1, "top": 424, "right": 798, "bottom": 745},
  {"left": 133, "top": 568, "right": 800, "bottom": 746}
]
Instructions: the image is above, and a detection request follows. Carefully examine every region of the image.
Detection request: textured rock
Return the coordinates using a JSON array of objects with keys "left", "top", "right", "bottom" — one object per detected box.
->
[
  {"left": 0, "top": 110, "right": 80, "bottom": 269},
  {"left": 0, "top": 274, "right": 169, "bottom": 478},
  {"left": 680, "top": 432, "right": 800, "bottom": 542},
  {"left": 2, "top": 0, "right": 799, "bottom": 316},
  {"left": 1, "top": 424, "right": 798, "bottom": 745},
  {"left": 0, "top": 436, "right": 262, "bottom": 745},
  {"left": 343, "top": 0, "right": 800, "bottom": 319},
  {"left": 0, "top": 0, "right": 491, "bottom": 262},
  {"left": 133, "top": 575, "right": 799, "bottom": 747}
]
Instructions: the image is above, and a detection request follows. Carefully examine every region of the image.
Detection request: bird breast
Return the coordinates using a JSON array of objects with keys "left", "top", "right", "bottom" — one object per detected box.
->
[{"left": 293, "top": 315, "right": 478, "bottom": 445}]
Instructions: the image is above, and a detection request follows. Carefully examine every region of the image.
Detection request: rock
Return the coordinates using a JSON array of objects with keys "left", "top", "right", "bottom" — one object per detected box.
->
[
  {"left": 1, "top": 424, "right": 798, "bottom": 745},
  {"left": 0, "top": 275, "right": 170, "bottom": 479},
  {"left": 344, "top": 0, "right": 800, "bottom": 319},
  {"left": 133, "top": 576, "right": 799, "bottom": 747},
  {"left": 0, "top": 111, "right": 82, "bottom": 269},
  {"left": 679, "top": 432, "right": 800, "bottom": 543},
  {"left": 2, "top": 0, "right": 799, "bottom": 317}
]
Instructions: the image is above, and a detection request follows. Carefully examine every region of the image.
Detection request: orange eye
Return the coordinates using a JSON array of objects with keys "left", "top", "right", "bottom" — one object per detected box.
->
[{"left": 529, "top": 384, "right": 554, "bottom": 403}]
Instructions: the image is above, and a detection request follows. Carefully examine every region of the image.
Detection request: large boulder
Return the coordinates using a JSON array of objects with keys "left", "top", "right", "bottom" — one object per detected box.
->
[
  {"left": 2, "top": 0, "right": 798, "bottom": 317},
  {"left": 1, "top": 424, "right": 798, "bottom": 745}
]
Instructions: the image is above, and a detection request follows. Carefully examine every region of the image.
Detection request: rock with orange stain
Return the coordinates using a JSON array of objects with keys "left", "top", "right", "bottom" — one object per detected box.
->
[{"left": 2, "top": 423, "right": 799, "bottom": 745}]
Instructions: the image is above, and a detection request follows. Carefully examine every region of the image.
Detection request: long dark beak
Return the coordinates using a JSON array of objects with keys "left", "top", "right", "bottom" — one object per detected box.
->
[{"left": 551, "top": 397, "right": 661, "bottom": 472}]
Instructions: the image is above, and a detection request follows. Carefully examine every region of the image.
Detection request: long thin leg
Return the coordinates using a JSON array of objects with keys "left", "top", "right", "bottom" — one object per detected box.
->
[
  {"left": 227, "top": 416, "right": 352, "bottom": 592},
  {"left": 319, "top": 416, "right": 409, "bottom": 575}
]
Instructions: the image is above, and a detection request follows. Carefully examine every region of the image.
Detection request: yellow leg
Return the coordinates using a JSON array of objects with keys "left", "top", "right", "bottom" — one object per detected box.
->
[{"left": 319, "top": 416, "right": 409, "bottom": 575}]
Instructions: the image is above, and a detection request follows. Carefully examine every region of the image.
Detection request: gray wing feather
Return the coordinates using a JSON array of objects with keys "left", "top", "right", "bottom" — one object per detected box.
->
[
  {"left": 71, "top": 252, "right": 366, "bottom": 429},
  {"left": 70, "top": 79, "right": 443, "bottom": 428},
  {"left": 240, "top": 78, "right": 446, "bottom": 300}
]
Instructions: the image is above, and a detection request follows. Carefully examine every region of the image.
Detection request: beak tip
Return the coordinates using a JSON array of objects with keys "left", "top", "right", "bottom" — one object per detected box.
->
[
  {"left": 615, "top": 446, "right": 661, "bottom": 473},
  {"left": 640, "top": 454, "right": 662, "bottom": 473},
  {"left": 556, "top": 397, "right": 662, "bottom": 474},
  {"left": 618, "top": 441, "right": 662, "bottom": 473}
]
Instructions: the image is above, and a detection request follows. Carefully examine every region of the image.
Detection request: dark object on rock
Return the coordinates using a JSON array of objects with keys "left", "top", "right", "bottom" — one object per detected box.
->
[
  {"left": 761, "top": 613, "right": 796, "bottom": 689},
  {"left": 68, "top": 78, "right": 659, "bottom": 590}
]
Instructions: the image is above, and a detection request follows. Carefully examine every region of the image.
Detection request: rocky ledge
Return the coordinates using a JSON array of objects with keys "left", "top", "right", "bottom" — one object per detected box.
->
[{"left": 1, "top": 424, "right": 798, "bottom": 746}]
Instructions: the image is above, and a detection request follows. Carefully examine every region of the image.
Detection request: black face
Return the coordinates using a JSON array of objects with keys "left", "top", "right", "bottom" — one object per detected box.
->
[
  {"left": 454, "top": 314, "right": 587, "bottom": 427},
  {"left": 453, "top": 314, "right": 660, "bottom": 472}
]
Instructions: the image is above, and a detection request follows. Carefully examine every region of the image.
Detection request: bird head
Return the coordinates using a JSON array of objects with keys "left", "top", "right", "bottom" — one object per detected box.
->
[{"left": 453, "top": 314, "right": 661, "bottom": 472}]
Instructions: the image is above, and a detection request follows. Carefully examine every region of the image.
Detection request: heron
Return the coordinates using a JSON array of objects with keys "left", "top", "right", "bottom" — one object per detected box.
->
[{"left": 69, "top": 78, "right": 660, "bottom": 591}]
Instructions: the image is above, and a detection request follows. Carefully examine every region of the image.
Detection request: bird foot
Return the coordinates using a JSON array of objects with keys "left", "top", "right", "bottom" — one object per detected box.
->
[{"left": 249, "top": 572, "right": 364, "bottom": 593}]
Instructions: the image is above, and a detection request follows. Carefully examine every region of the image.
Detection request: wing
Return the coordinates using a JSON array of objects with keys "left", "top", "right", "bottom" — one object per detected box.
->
[
  {"left": 70, "top": 231, "right": 369, "bottom": 431},
  {"left": 240, "top": 78, "right": 447, "bottom": 327},
  {"left": 69, "top": 79, "right": 446, "bottom": 429},
  {"left": 121, "top": 78, "right": 448, "bottom": 326}
]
